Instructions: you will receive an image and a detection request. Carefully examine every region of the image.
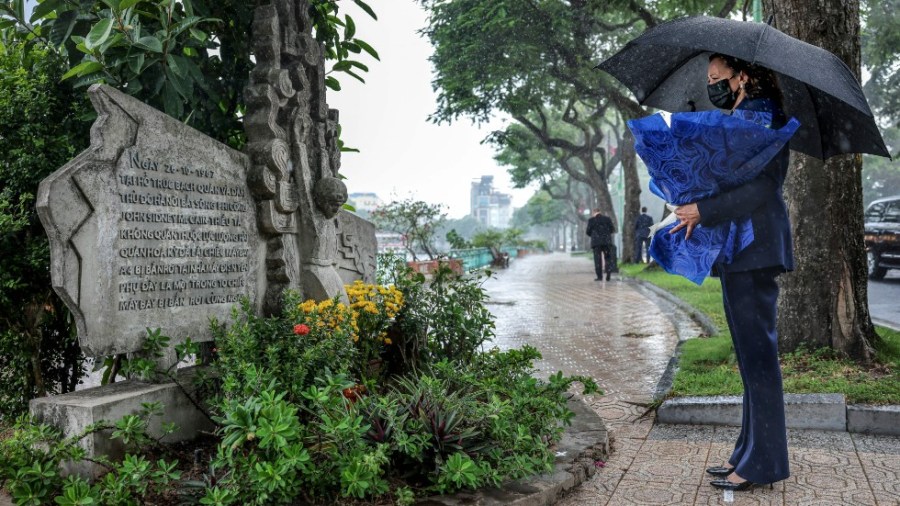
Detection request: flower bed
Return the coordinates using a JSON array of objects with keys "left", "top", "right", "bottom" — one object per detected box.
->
[{"left": 0, "top": 262, "right": 597, "bottom": 505}]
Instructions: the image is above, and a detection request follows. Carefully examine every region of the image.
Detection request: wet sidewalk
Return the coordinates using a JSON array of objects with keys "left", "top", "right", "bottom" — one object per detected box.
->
[{"left": 484, "top": 252, "right": 900, "bottom": 506}]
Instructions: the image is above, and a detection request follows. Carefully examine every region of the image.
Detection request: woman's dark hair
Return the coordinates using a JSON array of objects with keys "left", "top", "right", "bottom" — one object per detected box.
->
[{"left": 709, "top": 53, "right": 783, "bottom": 107}]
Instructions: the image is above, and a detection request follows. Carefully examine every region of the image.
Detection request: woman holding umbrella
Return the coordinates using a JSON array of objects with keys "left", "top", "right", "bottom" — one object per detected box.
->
[
  {"left": 599, "top": 15, "right": 890, "bottom": 493},
  {"left": 670, "top": 53, "right": 791, "bottom": 491}
]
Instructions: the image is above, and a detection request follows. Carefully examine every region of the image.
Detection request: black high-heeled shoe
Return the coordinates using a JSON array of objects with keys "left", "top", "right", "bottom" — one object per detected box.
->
[
  {"left": 705, "top": 466, "right": 734, "bottom": 477},
  {"left": 710, "top": 478, "right": 773, "bottom": 491}
]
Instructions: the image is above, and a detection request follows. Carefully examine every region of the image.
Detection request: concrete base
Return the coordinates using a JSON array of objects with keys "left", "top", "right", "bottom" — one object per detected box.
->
[
  {"left": 657, "top": 393, "right": 847, "bottom": 431},
  {"left": 29, "top": 366, "right": 214, "bottom": 479},
  {"left": 847, "top": 404, "right": 900, "bottom": 435}
]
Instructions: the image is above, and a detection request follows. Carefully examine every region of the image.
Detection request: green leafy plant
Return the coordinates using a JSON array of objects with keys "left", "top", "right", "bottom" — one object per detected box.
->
[
  {"left": 0, "top": 408, "right": 180, "bottom": 505},
  {"left": 0, "top": 42, "right": 89, "bottom": 420},
  {"left": 0, "top": 0, "right": 379, "bottom": 147}
]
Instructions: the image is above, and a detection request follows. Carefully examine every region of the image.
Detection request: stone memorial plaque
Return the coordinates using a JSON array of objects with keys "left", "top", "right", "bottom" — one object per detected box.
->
[
  {"left": 336, "top": 211, "right": 377, "bottom": 285},
  {"left": 38, "top": 85, "right": 263, "bottom": 357}
]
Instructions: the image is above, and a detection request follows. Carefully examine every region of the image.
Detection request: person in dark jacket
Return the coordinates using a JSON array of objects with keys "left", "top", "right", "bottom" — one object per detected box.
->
[
  {"left": 672, "top": 53, "right": 792, "bottom": 492},
  {"left": 586, "top": 208, "right": 616, "bottom": 281},
  {"left": 633, "top": 207, "right": 654, "bottom": 263}
]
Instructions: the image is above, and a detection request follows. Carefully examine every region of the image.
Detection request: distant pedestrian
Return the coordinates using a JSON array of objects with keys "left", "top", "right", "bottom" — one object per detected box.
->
[
  {"left": 586, "top": 208, "right": 616, "bottom": 281},
  {"left": 633, "top": 207, "right": 654, "bottom": 263}
]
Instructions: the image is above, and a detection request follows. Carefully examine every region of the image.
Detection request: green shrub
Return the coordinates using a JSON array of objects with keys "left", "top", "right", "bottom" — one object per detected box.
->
[
  {"left": 388, "top": 263, "right": 496, "bottom": 373},
  {"left": 0, "top": 404, "right": 179, "bottom": 505},
  {"left": 0, "top": 43, "right": 91, "bottom": 418},
  {"left": 1, "top": 262, "right": 599, "bottom": 504}
]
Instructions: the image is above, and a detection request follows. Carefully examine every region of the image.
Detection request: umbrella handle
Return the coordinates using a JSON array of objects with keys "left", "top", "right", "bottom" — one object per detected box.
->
[{"left": 650, "top": 204, "right": 679, "bottom": 237}]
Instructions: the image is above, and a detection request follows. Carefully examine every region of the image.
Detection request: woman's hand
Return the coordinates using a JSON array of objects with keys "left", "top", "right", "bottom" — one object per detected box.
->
[{"left": 670, "top": 203, "right": 701, "bottom": 240}]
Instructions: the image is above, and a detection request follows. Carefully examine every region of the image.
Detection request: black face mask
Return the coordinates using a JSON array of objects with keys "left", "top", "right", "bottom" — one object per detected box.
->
[{"left": 707, "top": 78, "right": 737, "bottom": 109}]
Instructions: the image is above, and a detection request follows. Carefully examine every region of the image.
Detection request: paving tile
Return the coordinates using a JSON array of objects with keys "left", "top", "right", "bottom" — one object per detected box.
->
[
  {"left": 708, "top": 443, "right": 738, "bottom": 470},
  {"left": 783, "top": 450, "right": 874, "bottom": 505},
  {"left": 625, "top": 440, "right": 711, "bottom": 485},
  {"left": 604, "top": 435, "right": 644, "bottom": 471},
  {"left": 783, "top": 482, "right": 878, "bottom": 505},
  {"left": 607, "top": 417, "right": 656, "bottom": 440},
  {"left": 485, "top": 254, "right": 680, "bottom": 400},
  {"left": 606, "top": 478, "right": 700, "bottom": 505},
  {"left": 856, "top": 453, "right": 900, "bottom": 503},
  {"left": 555, "top": 486, "right": 611, "bottom": 506},
  {"left": 591, "top": 398, "right": 649, "bottom": 425},
  {"left": 788, "top": 448, "right": 863, "bottom": 470},
  {"left": 556, "top": 468, "right": 626, "bottom": 506},
  {"left": 648, "top": 423, "right": 717, "bottom": 442},
  {"left": 695, "top": 482, "right": 784, "bottom": 505},
  {"left": 852, "top": 432, "right": 900, "bottom": 455}
]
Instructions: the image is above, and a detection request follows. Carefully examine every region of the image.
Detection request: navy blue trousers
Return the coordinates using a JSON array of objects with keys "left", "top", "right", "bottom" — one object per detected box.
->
[{"left": 719, "top": 267, "right": 790, "bottom": 484}]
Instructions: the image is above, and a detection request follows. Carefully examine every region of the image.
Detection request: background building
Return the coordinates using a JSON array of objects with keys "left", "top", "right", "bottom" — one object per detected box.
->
[
  {"left": 470, "top": 176, "right": 512, "bottom": 229},
  {"left": 347, "top": 192, "right": 383, "bottom": 219}
]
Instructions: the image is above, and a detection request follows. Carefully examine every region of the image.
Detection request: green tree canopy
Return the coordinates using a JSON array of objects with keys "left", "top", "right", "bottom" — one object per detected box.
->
[
  {"left": 862, "top": 0, "right": 900, "bottom": 128},
  {"left": 371, "top": 199, "right": 447, "bottom": 261},
  {"left": 0, "top": 43, "right": 90, "bottom": 413},
  {"left": 0, "top": 0, "right": 379, "bottom": 148}
]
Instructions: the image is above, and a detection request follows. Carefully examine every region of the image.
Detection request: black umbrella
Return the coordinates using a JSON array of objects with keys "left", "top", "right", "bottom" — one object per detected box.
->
[{"left": 596, "top": 16, "right": 890, "bottom": 160}]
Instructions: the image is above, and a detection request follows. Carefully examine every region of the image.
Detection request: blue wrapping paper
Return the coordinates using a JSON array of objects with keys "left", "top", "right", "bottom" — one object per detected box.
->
[{"left": 627, "top": 110, "right": 800, "bottom": 285}]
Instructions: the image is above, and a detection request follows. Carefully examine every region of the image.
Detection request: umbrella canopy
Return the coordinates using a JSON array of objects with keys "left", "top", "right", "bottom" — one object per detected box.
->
[{"left": 596, "top": 16, "right": 890, "bottom": 160}]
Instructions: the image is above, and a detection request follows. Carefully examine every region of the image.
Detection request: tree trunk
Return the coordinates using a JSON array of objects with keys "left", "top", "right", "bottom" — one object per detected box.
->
[
  {"left": 577, "top": 153, "right": 616, "bottom": 223},
  {"left": 23, "top": 300, "right": 47, "bottom": 397},
  {"left": 621, "top": 129, "right": 641, "bottom": 264},
  {"left": 577, "top": 218, "right": 587, "bottom": 250},
  {"left": 763, "top": 0, "right": 879, "bottom": 362}
]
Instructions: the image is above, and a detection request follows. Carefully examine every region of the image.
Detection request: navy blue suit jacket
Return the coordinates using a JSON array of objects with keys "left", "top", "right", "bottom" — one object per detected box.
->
[{"left": 696, "top": 97, "right": 794, "bottom": 274}]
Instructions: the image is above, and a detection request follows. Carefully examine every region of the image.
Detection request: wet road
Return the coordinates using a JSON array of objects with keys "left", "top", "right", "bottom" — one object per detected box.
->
[{"left": 869, "top": 270, "right": 900, "bottom": 331}]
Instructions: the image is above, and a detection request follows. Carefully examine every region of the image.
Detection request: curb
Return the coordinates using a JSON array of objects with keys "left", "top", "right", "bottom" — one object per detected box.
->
[
  {"left": 656, "top": 394, "right": 900, "bottom": 436},
  {"left": 628, "top": 276, "right": 900, "bottom": 437},
  {"left": 624, "top": 276, "right": 712, "bottom": 401},
  {"left": 627, "top": 277, "right": 718, "bottom": 336},
  {"left": 417, "top": 398, "right": 608, "bottom": 505},
  {"left": 653, "top": 340, "right": 687, "bottom": 401},
  {"left": 872, "top": 317, "right": 900, "bottom": 333}
]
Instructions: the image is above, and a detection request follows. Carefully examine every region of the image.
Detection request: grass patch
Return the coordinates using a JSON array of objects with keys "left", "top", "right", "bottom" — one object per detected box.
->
[{"left": 619, "top": 262, "right": 900, "bottom": 404}]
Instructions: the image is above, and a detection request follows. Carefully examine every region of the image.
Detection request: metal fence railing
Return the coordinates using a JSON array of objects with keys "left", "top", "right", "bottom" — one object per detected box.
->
[{"left": 377, "top": 247, "right": 531, "bottom": 276}]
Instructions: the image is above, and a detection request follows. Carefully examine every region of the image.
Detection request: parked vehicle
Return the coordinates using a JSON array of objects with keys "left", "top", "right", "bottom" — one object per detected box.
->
[{"left": 864, "top": 195, "right": 900, "bottom": 280}]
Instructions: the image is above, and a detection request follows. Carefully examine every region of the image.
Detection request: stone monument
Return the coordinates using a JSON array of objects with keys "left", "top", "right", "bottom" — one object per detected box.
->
[
  {"left": 245, "top": 0, "right": 362, "bottom": 311},
  {"left": 37, "top": 85, "right": 264, "bottom": 362},
  {"left": 31, "top": 0, "right": 377, "bottom": 477}
]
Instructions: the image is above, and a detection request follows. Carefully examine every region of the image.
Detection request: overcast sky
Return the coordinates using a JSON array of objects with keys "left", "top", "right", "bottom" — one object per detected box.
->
[{"left": 329, "top": 2, "right": 535, "bottom": 218}]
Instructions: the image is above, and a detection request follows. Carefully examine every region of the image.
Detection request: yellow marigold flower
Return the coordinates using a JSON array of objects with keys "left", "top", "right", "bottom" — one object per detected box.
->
[{"left": 384, "top": 338, "right": 393, "bottom": 345}]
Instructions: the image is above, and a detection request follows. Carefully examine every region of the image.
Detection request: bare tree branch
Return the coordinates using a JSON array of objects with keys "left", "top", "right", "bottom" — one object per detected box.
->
[
  {"left": 717, "top": 0, "right": 739, "bottom": 17},
  {"left": 627, "top": 0, "right": 658, "bottom": 28},
  {"left": 514, "top": 113, "right": 584, "bottom": 153}
]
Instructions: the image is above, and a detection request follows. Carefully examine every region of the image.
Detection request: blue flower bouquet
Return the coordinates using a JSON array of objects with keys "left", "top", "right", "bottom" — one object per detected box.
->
[{"left": 627, "top": 110, "right": 800, "bottom": 285}]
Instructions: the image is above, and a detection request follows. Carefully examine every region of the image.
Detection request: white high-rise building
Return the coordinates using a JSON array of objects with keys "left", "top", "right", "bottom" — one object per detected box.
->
[{"left": 470, "top": 176, "right": 512, "bottom": 229}]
